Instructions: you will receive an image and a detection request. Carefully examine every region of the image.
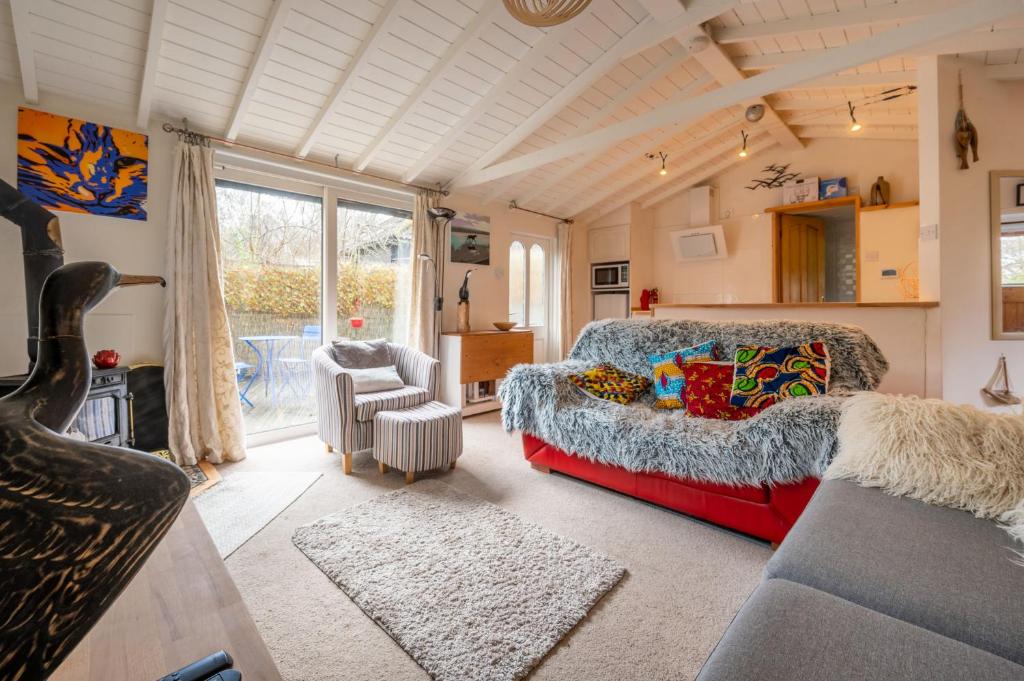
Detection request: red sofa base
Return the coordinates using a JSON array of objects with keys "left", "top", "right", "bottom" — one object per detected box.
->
[{"left": 521, "top": 433, "right": 819, "bottom": 544}]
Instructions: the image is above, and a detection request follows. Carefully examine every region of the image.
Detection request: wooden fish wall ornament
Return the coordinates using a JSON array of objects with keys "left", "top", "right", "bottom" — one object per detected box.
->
[
  {"left": 955, "top": 70, "right": 979, "bottom": 170},
  {"left": 0, "top": 180, "right": 189, "bottom": 680}
]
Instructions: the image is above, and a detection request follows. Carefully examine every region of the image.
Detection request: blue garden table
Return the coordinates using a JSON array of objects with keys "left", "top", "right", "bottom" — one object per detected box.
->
[{"left": 239, "top": 335, "right": 299, "bottom": 405}]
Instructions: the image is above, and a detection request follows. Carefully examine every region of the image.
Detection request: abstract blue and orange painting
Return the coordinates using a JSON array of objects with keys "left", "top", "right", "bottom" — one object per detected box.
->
[{"left": 17, "top": 107, "right": 148, "bottom": 220}]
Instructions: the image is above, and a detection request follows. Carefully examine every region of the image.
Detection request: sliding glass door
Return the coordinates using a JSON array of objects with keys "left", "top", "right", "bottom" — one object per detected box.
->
[{"left": 217, "top": 180, "right": 323, "bottom": 435}]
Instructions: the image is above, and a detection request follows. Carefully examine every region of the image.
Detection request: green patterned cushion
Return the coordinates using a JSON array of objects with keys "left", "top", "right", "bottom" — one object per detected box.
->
[{"left": 730, "top": 342, "right": 830, "bottom": 408}]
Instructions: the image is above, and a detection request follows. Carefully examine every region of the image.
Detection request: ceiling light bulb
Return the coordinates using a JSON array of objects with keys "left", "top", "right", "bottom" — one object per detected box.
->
[
  {"left": 847, "top": 101, "right": 862, "bottom": 133},
  {"left": 738, "top": 149, "right": 748, "bottom": 158},
  {"left": 850, "top": 120, "right": 862, "bottom": 132},
  {"left": 659, "top": 167, "right": 667, "bottom": 176}
]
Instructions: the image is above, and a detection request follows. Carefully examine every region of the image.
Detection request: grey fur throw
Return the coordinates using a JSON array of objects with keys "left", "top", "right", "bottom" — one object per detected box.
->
[{"left": 499, "top": 318, "right": 889, "bottom": 486}]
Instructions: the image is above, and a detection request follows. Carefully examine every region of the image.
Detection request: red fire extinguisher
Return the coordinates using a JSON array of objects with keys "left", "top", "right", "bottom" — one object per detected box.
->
[{"left": 640, "top": 289, "right": 651, "bottom": 310}]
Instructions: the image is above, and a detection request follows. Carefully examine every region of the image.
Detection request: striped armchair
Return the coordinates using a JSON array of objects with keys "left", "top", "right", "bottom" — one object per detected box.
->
[{"left": 312, "top": 342, "right": 440, "bottom": 474}]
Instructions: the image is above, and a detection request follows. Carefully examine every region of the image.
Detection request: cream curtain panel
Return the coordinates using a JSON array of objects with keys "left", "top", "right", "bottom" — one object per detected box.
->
[
  {"left": 556, "top": 221, "right": 574, "bottom": 359},
  {"left": 164, "top": 142, "right": 246, "bottom": 465},
  {"left": 409, "top": 190, "right": 442, "bottom": 356}
]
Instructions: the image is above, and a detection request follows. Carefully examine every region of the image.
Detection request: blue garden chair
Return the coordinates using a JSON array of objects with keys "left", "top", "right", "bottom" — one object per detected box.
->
[
  {"left": 274, "top": 325, "right": 321, "bottom": 402},
  {"left": 235, "top": 361, "right": 258, "bottom": 409}
]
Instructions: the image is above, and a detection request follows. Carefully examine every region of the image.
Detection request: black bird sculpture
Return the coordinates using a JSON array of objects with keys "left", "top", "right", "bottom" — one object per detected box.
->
[{"left": 0, "top": 261, "right": 189, "bottom": 680}]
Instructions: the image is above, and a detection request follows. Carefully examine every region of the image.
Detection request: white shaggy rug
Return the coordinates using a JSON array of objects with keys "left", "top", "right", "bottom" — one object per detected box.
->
[
  {"left": 292, "top": 479, "right": 625, "bottom": 681},
  {"left": 195, "top": 471, "right": 321, "bottom": 558}
]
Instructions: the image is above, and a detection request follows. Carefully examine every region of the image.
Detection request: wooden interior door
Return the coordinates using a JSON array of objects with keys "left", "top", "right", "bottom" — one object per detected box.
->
[{"left": 778, "top": 214, "right": 826, "bottom": 302}]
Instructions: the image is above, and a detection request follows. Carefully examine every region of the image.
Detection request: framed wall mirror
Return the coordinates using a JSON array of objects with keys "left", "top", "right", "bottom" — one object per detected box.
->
[{"left": 991, "top": 170, "right": 1024, "bottom": 339}]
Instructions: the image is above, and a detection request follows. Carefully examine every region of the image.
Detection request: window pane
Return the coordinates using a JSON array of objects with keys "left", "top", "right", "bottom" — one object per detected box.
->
[
  {"left": 217, "top": 180, "right": 322, "bottom": 435},
  {"left": 529, "top": 244, "right": 545, "bottom": 327},
  {"left": 509, "top": 241, "right": 526, "bottom": 326},
  {"left": 1002, "top": 233, "right": 1024, "bottom": 284},
  {"left": 337, "top": 202, "right": 412, "bottom": 343}
]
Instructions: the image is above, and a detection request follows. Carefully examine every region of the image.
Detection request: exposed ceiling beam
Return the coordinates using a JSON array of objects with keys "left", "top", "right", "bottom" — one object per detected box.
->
[
  {"left": 510, "top": 57, "right": 708, "bottom": 209},
  {"left": 583, "top": 134, "right": 778, "bottom": 222},
  {"left": 9, "top": 0, "right": 38, "bottom": 104},
  {"left": 711, "top": 0, "right": 961, "bottom": 45},
  {"left": 770, "top": 95, "right": 915, "bottom": 111},
  {"left": 399, "top": 5, "right": 596, "bottom": 183},
  {"left": 137, "top": 0, "right": 168, "bottom": 128},
  {"left": 792, "top": 70, "right": 917, "bottom": 90},
  {"left": 794, "top": 125, "right": 917, "bottom": 140},
  {"left": 788, "top": 111, "right": 917, "bottom": 126},
  {"left": 353, "top": 0, "right": 503, "bottom": 172},
  {"left": 295, "top": 0, "right": 402, "bottom": 158},
  {"left": 560, "top": 114, "right": 745, "bottom": 216},
  {"left": 987, "top": 62, "right": 1024, "bottom": 80},
  {"left": 226, "top": 0, "right": 294, "bottom": 140},
  {"left": 450, "top": 0, "right": 1016, "bottom": 189},
  {"left": 735, "top": 28, "right": 1024, "bottom": 71},
  {"left": 685, "top": 27, "right": 802, "bottom": 151},
  {"left": 447, "top": 0, "right": 739, "bottom": 187},
  {"left": 636, "top": 137, "right": 779, "bottom": 211}
]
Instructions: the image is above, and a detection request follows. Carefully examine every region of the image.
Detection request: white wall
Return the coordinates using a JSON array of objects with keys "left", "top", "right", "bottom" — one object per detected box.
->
[
  {"left": 0, "top": 82, "right": 171, "bottom": 377},
  {"left": 918, "top": 55, "right": 1024, "bottom": 406},
  {"left": 648, "top": 137, "right": 919, "bottom": 304}
]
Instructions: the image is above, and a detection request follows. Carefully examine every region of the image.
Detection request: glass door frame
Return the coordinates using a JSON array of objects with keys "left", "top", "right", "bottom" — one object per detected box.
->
[{"left": 510, "top": 232, "right": 556, "bottom": 362}]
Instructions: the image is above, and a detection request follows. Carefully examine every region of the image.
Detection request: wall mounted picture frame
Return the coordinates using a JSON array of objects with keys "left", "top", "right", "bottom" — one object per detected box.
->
[
  {"left": 819, "top": 177, "right": 848, "bottom": 200},
  {"left": 17, "top": 107, "right": 149, "bottom": 221},
  {"left": 450, "top": 211, "right": 491, "bottom": 265}
]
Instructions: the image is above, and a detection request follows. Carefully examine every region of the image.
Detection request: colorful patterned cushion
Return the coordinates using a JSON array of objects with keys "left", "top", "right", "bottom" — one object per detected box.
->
[
  {"left": 682, "top": 362, "right": 766, "bottom": 421},
  {"left": 648, "top": 340, "right": 720, "bottom": 409},
  {"left": 730, "top": 342, "right": 830, "bottom": 408},
  {"left": 569, "top": 364, "right": 652, "bottom": 405}
]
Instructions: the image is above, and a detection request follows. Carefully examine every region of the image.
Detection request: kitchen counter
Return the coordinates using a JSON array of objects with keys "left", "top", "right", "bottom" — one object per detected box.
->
[{"left": 652, "top": 301, "right": 938, "bottom": 309}]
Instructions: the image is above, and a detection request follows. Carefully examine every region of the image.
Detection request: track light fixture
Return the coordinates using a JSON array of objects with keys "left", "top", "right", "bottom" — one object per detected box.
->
[
  {"left": 848, "top": 101, "right": 862, "bottom": 132},
  {"left": 646, "top": 151, "right": 669, "bottom": 176},
  {"left": 738, "top": 130, "right": 749, "bottom": 158}
]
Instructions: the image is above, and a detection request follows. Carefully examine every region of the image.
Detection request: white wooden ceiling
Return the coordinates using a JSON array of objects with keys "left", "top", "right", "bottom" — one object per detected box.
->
[{"left": 0, "top": 0, "right": 1021, "bottom": 223}]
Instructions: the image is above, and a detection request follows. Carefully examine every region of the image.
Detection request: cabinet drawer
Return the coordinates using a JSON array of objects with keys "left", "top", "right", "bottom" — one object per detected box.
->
[{"left": 459, "top": 332, "right": 533, "bottom": 385}]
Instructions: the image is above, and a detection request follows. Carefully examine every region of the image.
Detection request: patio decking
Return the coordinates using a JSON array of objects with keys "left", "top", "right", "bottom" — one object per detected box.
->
[{"left": 239, "top": 374, "right": 317, "bottom": 434}]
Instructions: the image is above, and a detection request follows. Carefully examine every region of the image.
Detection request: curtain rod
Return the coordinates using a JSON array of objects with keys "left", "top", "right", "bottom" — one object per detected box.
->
[
  {"left": 507, "top": 200, "right": 573, "bottom": 224},
  {"left": 161, "top": 122, "right": 449, "bottom": 197}
]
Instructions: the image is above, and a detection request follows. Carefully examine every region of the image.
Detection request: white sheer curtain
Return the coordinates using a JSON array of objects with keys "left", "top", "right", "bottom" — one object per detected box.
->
[
  {"left": 556, "top": 221, "right": 574, "bottom": 359},
  {"left": 164, "top": 141, "right": 245, "bottom": 465},
  {"left": 409, "top": 190, "right": 442, "bottom": 355}
]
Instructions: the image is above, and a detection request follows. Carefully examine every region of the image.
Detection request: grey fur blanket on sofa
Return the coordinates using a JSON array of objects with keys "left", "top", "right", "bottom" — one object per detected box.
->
[{"left": 499, "top": 319, "right": 889, "bottom": 486}]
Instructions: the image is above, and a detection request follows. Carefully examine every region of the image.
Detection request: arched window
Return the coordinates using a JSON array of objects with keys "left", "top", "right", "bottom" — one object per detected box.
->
[
  {"left": 508, "top": 241, "right": 526, "bottom": 326},
  {"left": 528, "top": 244, "right": 544, "bottom": 327}
]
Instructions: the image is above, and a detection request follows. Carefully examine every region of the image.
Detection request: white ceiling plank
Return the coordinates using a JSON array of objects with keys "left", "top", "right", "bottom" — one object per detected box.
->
[
  {"left": 10, "top": 0, "right": 38, "bottom": 104},
  {"left": 560, "top": 115, "right": 746, "bottom": 216},
  {"left": 794, "top": 125, "right": 918, "bottom": 140},
  {"left": 711, "top": 0, "right": 961, "bottom": 45},
  {"left": 514, "top": 60, "right": 709, "bottom": 209},
  {"left": 399, "top": 9, "right": 591, "bottom": 183},
  {"left": 636, "top": 137, "right": 779, "bottom": 211},
  {"left": 294, "top": 0, "right": 403, "bottom": 158},
  {"left": 684, "top": 27, "right": 803, "bottom": 151},
  {"left": 987, "top": 62, "right": 1024, "bottom": 79},
  {"left": 447, "top": 0, "right": 739, "bottom": 186},
  {"left": 793, "top": 70, "right": 917, "bottom": 89},
  {"left": 451, "top": 0, "right": 1015, "bottom": 189},
  {"left": 225, "top": 0, "right": 295, "bottom": 140},
  {"left": 735, "top": 28, "right": 1024, "bottom": 71},
  {"left": 353, "top": 0, "right": 504, "bottom": 173}
]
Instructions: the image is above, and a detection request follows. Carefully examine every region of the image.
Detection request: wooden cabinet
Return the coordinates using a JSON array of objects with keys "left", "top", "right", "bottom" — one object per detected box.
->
[
  {"left": 588, "top": 224, "right": 629, "bottom": 263},
  {"left": 440, "top": 330, "right": 533, "bottom": 416}
]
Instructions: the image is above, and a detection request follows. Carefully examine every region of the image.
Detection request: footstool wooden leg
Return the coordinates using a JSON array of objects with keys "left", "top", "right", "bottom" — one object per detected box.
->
[
  {"left": 450, "top": 459, "right": 457, "bottom": 470},
  {"left": 405, "top": 470, "right": 415, "bottom": 485},
  {"left": 531, "top": 463, "right": 550, "bottom": 474},
  {"left": 343, "top": 452, "right": 352, "bottom": 475},
  {"left": 378, "top": 461, "right": 389, "bottom": 474},
  {"left": 325, "top": 443, "right": 333, "bottom": 453}
]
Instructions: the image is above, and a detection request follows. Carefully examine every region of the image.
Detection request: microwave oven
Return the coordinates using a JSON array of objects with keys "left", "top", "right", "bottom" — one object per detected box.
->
[{"left": 592, "top": 262, "right": 629, "bottom": 289}]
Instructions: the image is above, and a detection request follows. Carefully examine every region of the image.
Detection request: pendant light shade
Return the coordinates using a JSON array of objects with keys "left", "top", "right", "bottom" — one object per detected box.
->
[{"left": 502, "top": 0, "right": 592, "bottom": 27}]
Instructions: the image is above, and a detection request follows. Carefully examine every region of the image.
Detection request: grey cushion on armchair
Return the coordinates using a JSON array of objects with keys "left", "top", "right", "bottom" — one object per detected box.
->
[{"left": 313, "top": 343, "right": 440, "bottom": 453}]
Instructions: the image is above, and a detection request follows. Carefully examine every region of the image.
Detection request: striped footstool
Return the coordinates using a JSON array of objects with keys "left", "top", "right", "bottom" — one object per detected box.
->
[{"left": 373, "top": 401, "right": 462, "bottom": 484}]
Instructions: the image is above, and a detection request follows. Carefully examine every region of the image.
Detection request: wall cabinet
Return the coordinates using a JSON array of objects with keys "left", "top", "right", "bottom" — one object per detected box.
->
[{"left": 588, "top": 224, "right": 629, "bottom": 263}]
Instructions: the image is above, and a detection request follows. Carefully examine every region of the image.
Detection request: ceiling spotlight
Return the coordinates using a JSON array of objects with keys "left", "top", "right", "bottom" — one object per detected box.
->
[
  {"left": 738, "top": 130, "right": 749, "bottom": 158},
  {"left": 745, "top": 104, "right": 765, "bottom": 123},
  {"left": 848, "top": 101, "right": 862, "bottom": 133},
  {"left": 646, "top": 151, "right": 669, "bottom": 176}
]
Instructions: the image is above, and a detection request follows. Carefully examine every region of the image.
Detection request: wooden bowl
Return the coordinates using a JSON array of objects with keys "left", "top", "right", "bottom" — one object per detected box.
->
[{"left": 493, "top": 321, "right": 516, "bottom": 332}]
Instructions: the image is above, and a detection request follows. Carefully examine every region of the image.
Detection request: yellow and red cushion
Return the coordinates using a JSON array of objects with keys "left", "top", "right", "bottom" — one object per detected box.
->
[
  {"left": 569, "top": 364, "right": 652, "bottom": 405},
  {"left": 647, "top": 340, "right": 720, "bottom": 410},
  {"left": 682, "top": 362, "right": 767, "bottom": 421}
]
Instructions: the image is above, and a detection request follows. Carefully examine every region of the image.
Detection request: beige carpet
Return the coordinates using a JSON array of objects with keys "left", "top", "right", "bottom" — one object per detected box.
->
[{"left": 219, "top": 412, "right": 770, "bottom": 681}]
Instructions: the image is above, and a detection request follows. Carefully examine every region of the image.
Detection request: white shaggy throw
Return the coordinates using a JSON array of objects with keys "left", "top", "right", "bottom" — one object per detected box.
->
[
  {"left": 292, "top": 480, "right": 625, "bottom": 681},
  {"left": 827, "top": 393, "right": 1024, "bottom": 523}
]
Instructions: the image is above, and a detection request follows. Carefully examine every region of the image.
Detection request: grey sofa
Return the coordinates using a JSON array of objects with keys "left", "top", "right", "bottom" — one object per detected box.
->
[
  {"left": 696, "top": 479, "right": 1024, "bottom": 680},
  {"left": 312, "top": 342, "right": 439, "bottom": 474}
]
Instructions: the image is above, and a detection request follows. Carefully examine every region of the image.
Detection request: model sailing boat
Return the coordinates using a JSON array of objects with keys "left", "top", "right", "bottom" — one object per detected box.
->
[{"left": 982, "top": 354, "right": 1021, "bottom": 405}]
